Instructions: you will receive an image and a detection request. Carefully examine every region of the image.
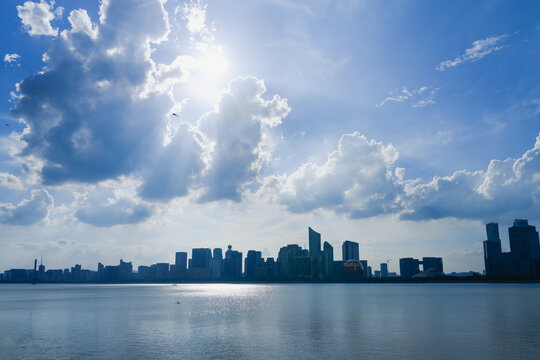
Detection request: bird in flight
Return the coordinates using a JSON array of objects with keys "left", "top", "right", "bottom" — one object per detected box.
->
[{"left": 172, "top": 113, "right": 179, "bottom": 117}]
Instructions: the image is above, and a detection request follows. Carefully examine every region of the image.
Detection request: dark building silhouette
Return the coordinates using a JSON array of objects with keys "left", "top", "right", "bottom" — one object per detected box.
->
[
  {"left": 309, "top": 227, "right": 321, "bottom": 256},
  {"left": 119, "top": 260, "right": 132, "bottom": 281},
  {"left": 245, "top": 250, "right": 263, "bottom": 279},
  {"left": 342, "top": 259, "right": 365, "bottom": 279},
  {"left": 323, "top": 241, "right": 334, "bottom": 278},
  {"left": 342, "top": 240, "right": 359, "bottom": 261},
  {"left": 174, "top": 252, "right": 187, "bottom": 279},
  {"left": 422, "top": 257, "right": 443, "bottom": 273},
  {"left": 400, "top": 258, "right": 420, "bottom": 278},
  {"left": 191, "top": 248, "right": 212, "bottom": 268},
  {"left": 222, "top": 245, "right": 242, "bottom": 279},
  {"left": 359, "top": 260, "right": 369, "bottom": 278},
  {"left": 380, "top": 263, "right": 388, "bottom": 278},
  {"left": 483, "top": 220, "right": 540, "bottom": 278},
  {"left": 213, "top": 248, "right": 223, "bottom": 260},
  {"left": 277, "top": 244, "right": 303, "bottom": 279}
]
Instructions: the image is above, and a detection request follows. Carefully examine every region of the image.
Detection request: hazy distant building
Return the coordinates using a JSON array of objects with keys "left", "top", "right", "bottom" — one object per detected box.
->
[
  {"left": 483, "top": 220, "right": 540, "bottom": 278},
  {"left": 422, "top": 257, "right": 443, "bottom": 273},
  {"left": 380, "top": 263, "right": 388, "bottom": 278},
  {"left": 174, "top": 252, "right": 187, "bottom": 279},
  {"left": 399, "top": 258, "right": 420, "bottom": 278},
  {"left": 359, "top": 260, "right": 368, "bottom": 278},
  {"left": 323, "top": 241, "right": 334, "bottom": 279},
  {"left": 277, "top": 244, "right": 304, "bottom": 279},
  {"left": 119, "top": 260, "right": 132, "bottom": 281},
  {"left": 222, "top": 245, "right": 242, "bottom": 279},
  {"left": 309, "top": 227, "right": 321, "bottom": 256},
  {"left": 245, "top": 250, "right": 263, "bottom": 279},
  {"left": 213, "top": 248, "right": 223, "bottom": 261},
  {"left": 342, "top": 241, "right": 359, "bottom": 261},
  {"left": 191, "top": 248, "right": 212, "bottom": 268}
]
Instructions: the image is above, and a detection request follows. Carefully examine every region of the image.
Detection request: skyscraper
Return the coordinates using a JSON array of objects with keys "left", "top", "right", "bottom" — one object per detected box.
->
[
  {"left": 191, "top": 248, "right": 212, "bottom": 268},
  {"left": 483, "top": 223, "right": 503, "bottom": 277},
  {"left": 342, "top": 240, "right": 359, "bottom": 261},
  {"left": 213, "top": 248, "right": 223, "bottom": 260},
  {"left": 509, "top": 219, "right": 540, "bottom": 259},
  {"left": 399, "top": 258, "right": 420, "bottom": 278},
  {"left": 175, "top": 252, "right": 187, "bottom": 279},
  {"left": 380, "top": 263, "right": 388, "bottom": 278},
  {"left": 309, "top": 227, "right": 321, "bottom": 256},
  {"left": 323, "top": 241, "right": 334, "bottom": 279},
  {"left": 245, "top": 250, "right": 263, "bottom": 279}
]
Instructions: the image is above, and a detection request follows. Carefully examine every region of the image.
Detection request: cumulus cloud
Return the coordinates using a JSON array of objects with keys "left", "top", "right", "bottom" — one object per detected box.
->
[
  {"left": 75, "top": 183, "right": 153, "bottom": 227},
  {"left": 4, "top": 54, "right": 21, "bottom": 64},
  {"left": 12, "top": 0, "right": 173, "bottom": 185},
  {"left": 197, "top": 76, "right": 290, "bottom": 202},
  {"left": 0, "top": 189, "right": 53, "bottom": 225},
  {"left": 264, "top": 132, "right": 403, "bottom": 217},
  {"left": 400, "top": 134, "right": 539, "bottom": 220},
  {"left": 17, "top": 0, "right": 59, "bottom": 36},
  {"left": 0, "top": 173, "right": 24, "bottom": 190},
  {"left": 437, "top": 34, "right": 509, "bottom": 71},
  {"left": 263, "top": 131, "right": 540, "bottom": 221},
  {"left": 377, "top": 86, "right": 439, "bottom": 108}
]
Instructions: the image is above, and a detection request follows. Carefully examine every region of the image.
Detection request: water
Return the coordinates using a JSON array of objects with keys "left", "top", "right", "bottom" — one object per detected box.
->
[{"left": 0, "top": 283, "right": 539, "bottom": 359}]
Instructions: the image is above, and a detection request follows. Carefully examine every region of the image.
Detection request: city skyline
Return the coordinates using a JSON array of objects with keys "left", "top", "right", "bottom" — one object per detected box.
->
[
  {"left": 4, "top": 219, "right": 539, "bottom": 281},
  {"left": 1, "top": 0, "right": 539, "bottom": 274}
]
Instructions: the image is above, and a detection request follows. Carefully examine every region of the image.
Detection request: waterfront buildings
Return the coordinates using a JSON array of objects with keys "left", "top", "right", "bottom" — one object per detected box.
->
[
  {"left": 1, "top": 225, "right": 450, "bottom": 282},
  {"left": 483, "top": 219, "right": 540, "bottom": 278}
]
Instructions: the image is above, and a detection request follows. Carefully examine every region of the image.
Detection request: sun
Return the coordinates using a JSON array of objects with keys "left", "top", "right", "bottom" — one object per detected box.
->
[{"left": 198, "top": 53, "right": 229, "bottom": 80}]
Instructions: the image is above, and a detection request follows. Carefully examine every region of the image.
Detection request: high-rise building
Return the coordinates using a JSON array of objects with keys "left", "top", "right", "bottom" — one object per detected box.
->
[
  {"left": 380, "top": 263, "right": 388, "bottom": 278},
  {"left": 359, "top": 260, "right": 368, "bottom": 278},
  {"left": 213, "top": 248, "right": 223, "bottom": 260},
  {"left": 342, "top": 241, "right": 359, "bottom": 261},
  {"left": 119, "top": 259, "right": 133, "bottom": 281},
  {"left": 486, "top": 222, "right": 501, "bottom": 242},
  {"left": 277, "top": 244, "right": 303, "bottom": 279},
  {"left": 223, "top": 245, "right": 242, "bottom": 279},
  {"left": 323, "top": 241, "right": 334, "bottom": 279},
  {"left": 399, "top": 258, "right": 420, "bottom": 278},
  {"left": 509, "top": 219, "right": 540, "bottom": 259},
  {"left": 422, "top": 257, "right": 443, "bottom": 273},
  {"left": 309, "top": 227, "right": 321, "bottom": 256},
  {"left": 174, "top": 252, "right": 187, "bottom": 279},
  {"left": 191, "top": 248, "right": 212, "bottom": 268},
  {"left": 245, "top": 250, "right": 263, "bottom": 279}
]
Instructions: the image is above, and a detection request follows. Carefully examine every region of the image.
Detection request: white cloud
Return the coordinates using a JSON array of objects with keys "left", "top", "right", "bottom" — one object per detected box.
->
[
  {"left": 4, "top": 54, "right": 21, "bottom": 64},
  {"left": 0, "top": 173, "right": 24, "bottom": 190},
  {"left": 377, "top": 86, "right": 439, "bottom": 108},
  {"left": 197, "top": 76, "right": 290, "bottom": 202},
  {"left": 0, "top": 189, "right": 53, "bottom": 225},
  {"left": 17, "top": 0, "right": 59, "bottom": 36},
  {"left": 263, "top": 131, "right": 540, "bottom": 221},
  {"left": 437, "top": 34, "right": 509, "bottom": 71},
  {"left": 263, "top": 132, "right": 402, "bottom": 217},
  {"left": 75, "top": 183, "right": 152, "bottom": 227},
  {"left": 66, "top": 9, "right": 98, "bottom": 39}
]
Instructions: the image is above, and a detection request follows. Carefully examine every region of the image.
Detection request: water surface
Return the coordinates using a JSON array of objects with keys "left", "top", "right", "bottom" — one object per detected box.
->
[{"left": 1, "top": 283, "right": 539, "bottom": 359}]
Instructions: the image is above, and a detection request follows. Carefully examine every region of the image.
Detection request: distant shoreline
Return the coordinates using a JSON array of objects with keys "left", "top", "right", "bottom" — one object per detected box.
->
[{"left": 2, "top": 277, "right": 539, "bottom": 285}]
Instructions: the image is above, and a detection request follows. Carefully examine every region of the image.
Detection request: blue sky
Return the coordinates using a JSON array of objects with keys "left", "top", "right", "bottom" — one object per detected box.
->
[{"left": 0, "top": 0, "right": 539, "bottom": 273}]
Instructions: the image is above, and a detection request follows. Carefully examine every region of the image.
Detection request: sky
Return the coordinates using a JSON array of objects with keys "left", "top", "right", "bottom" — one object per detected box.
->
[{"left": 0, "top": 0, "right": 539, "bottom": 273}]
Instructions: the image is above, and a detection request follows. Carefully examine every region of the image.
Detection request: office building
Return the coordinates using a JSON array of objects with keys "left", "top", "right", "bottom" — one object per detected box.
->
[
  {"left": 380, "top": 263, "right": 388, "bottom": 278},
  {"left": 309, "top": 227, "right": 321, "bottom": 256},
  {"left": 323, "top": 241, "right": 334, "bottom": 278},
  {"left": 245, "top": 250, "right": 263, "bottom": 279},
  {"left": 342, "top": 241, "right": 359, "bottom": 261},
  {"left": 399, "top": 258, "right": 420, "bottom": 278}
]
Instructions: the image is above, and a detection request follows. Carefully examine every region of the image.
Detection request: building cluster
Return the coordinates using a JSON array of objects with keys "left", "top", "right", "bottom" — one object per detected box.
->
[
  {"left": 483, "top": 219, "right": 540, "bottom": 279},
  {"left": 1, "top": 227, "right": 445, "bottom": 282}
]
